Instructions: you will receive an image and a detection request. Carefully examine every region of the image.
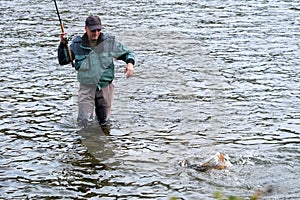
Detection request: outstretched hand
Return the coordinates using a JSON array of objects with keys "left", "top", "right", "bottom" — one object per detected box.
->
[{"left": 124, "top": 63, "right": 134, "bottom": 78}]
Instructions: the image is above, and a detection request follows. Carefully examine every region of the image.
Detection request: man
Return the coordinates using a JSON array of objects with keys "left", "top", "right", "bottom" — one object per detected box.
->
[{"left": 58, "top": 16, "right": 135, "bottom": 130}]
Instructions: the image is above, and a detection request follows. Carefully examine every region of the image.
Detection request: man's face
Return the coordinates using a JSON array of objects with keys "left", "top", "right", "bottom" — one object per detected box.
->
[{"left": 85, "top": 26, "right": 101, "bottom": 41}]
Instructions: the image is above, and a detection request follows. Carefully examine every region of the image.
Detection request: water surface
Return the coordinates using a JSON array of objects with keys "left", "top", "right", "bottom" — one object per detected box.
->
[{"left": 0, "top": 0, "right": 299, "bottom": 199}]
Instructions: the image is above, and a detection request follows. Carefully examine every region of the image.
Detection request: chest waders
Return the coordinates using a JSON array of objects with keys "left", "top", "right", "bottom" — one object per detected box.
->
[{"left": 77, "top": 37, "right": 115, "bottom": 127}]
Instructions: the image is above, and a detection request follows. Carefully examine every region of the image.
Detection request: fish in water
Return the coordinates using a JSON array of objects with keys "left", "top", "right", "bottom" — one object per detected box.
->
[{"left": 179, "top": 152, "right": 232, "bottom": 172}]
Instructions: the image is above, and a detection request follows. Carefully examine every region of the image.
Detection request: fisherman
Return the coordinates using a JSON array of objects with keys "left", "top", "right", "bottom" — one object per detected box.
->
[{"left": 58, "top": 16, "right": 135, "bottom": 131}]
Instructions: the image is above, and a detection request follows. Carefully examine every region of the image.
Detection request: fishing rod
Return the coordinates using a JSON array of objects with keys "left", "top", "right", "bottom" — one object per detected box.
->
[{"left": 53, "top": 0, "right": 74, "bottom": 67}]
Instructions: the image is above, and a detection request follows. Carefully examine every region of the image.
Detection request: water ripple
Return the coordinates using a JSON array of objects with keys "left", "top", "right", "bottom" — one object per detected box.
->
[{"left": 0, "top": 0, "right": 299, "bottom": 199}]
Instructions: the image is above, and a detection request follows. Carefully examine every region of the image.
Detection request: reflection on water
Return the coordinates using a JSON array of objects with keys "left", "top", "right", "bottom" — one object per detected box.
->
[{"left": 0, "top": 0, "right": 299, "bottom": 199}]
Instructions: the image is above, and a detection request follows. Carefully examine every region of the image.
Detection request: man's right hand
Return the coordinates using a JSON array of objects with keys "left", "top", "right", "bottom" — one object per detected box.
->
[{"left": 60, "top": 32, "right": 68, "bottom": 44}]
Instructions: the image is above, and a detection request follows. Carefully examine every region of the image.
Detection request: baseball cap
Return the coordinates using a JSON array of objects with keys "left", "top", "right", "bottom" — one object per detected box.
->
[{"left": 85, "top": 16, "right": 103, "bottom": 31}]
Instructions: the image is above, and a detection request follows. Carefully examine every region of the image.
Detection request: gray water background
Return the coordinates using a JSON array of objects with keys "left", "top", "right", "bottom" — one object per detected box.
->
[{"left": 0, "top": 0, "right": 299, "bottom": 199}]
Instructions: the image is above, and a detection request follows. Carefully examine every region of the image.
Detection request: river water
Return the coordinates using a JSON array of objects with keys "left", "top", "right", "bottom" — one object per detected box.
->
[{"left": 0, "top": 0, "right": 299, "bottom": 199}]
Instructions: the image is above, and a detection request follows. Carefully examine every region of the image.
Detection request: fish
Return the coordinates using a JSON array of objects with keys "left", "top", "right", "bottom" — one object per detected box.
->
[{"left": 179, "top": 152, "right": 232, "bottom": 172}]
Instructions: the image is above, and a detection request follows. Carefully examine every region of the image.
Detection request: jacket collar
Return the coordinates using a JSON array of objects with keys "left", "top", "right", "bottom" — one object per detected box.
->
[{"left": 81, "top": 32, "right": 104, "bottom": 48}]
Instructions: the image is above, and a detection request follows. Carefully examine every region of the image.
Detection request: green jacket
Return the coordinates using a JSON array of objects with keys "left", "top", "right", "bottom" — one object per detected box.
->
[{"left": 58, "top": 33, "right": 135, "bottom": 88}]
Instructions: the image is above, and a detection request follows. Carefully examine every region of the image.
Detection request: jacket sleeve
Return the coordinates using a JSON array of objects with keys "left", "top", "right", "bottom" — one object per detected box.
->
[
  {"left": 57, "top": 42, "right": 74, "bottom": 66},
  {"left": 113, "top": 41, "right": 135, "bottom": 65}
]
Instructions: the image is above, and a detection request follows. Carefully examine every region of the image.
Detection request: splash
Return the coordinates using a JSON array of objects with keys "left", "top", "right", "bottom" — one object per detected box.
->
[{"left": 179, "top": 152, "right": 232, "bottom": 172}]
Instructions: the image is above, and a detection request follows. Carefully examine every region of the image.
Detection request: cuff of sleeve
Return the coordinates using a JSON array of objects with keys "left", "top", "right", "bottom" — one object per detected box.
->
[
  {"left": 126, "top": 59, "right": 135, "bottom": 65},
  {"left": 59, "top": 42, "right": 66, "bottom": 48}
]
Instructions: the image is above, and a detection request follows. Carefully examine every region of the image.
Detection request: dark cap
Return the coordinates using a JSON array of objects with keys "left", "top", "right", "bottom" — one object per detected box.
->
[{"left": 85, "top": 16, "right": 103, "bottom": 31}]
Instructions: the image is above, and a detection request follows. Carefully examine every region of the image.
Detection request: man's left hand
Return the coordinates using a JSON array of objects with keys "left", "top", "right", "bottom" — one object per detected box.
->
[{"left": 124, "top": 63, "right": 134, "bottom": 78}]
